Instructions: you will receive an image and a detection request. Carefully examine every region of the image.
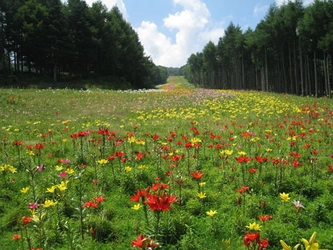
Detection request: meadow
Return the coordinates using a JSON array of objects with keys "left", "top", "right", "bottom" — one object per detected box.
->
[{"left": 0, "top": 76, "right": 332, "bottom": 249}]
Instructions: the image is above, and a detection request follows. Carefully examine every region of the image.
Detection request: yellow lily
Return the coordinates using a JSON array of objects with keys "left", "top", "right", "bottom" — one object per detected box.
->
[
  {"left": 281, "top": 232, "right": 327, "bottom": 250},
  {"left": 46, "top": 185, "right": 57, "bottom": 193},
  {"left": 301, "top": 239, "right": 319, "bottom": 250},
  {"left": 57, "top": 180, "right": 69, "bottom": 191},
  {"left": 246, "top": 222, "right": 261, "bottom": 231},
  {"left": 280, "top": 240, "right": 300, "bottom": 250},
  {"left": 206, "top": 210, "right": 217, "bottom": 217},
  {"left": 55, "top": 165, "right": 63, "bottom": 171},
  {"left": 301, "top": 232, "right": 328, "bottom": 250},
  {"left": 97, "top": 159, "right": 108, "bottom": 165},
  {"left": 42, "top": 198, "right": 58, "bottom": 208},
  {"left": 66, "top": 168, "right": 74, "bottom": 174},
  {"left": 280, "top": 240, "right": 292, "bottom": 250},
  {"left": 21, "top": 186, "right": 30, "bottom": 193},
  {"left": 125, "top": 166, "right": 132, "bottom": 172},
  {"left": 197, "top": 192, "right": 206, "bottom": 199},
  {"left": 279, "top": 192, "right": 290, "bottom": 202},
  {"left": 131, "top": 204, "right": 142, "bottom": 210}
]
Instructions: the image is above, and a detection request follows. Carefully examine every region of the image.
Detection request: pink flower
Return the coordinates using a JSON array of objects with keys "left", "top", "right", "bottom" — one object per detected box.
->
[
  {"left": 36, "top": 164, "right": 45, "bottom": 171},
  {"left": 293, "top": 200, "right": 305, "bottom": 212},
  {"left": 63, "top": 158, "right": 71, "bottom": 164},
  {"left": 59, "top": 172, "right": 67, "bottom": 178},
  {"left": 28, "top": 203, "right": 39, "bottom": 209}
]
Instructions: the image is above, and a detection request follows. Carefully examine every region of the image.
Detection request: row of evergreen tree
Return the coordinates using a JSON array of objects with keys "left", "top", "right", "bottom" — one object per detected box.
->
[
  {"left": 182, "top": 0, "right": 333, "bottom": 97},
  {"left": 0, "top": 0, "right": 168, "bottom": 89}
]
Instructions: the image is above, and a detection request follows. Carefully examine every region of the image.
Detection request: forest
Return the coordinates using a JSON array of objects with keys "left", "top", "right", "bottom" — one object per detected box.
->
[
  {"left": 182, "top": 0, "right": 333, "bottom": 97},
  {"left": 1, "top": 0, "right": 332, "bottom": 95},
  {"left": 0, "top": 0, "right": 168, "bottom": 89}
]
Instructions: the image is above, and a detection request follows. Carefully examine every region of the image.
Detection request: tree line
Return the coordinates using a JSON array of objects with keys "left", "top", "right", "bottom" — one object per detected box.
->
[
  {"left": 182, "top": 0, "right": 333, "bottom": 97},
  {"left": 0, "top": 0, "right": 168, "bottom": 89}
]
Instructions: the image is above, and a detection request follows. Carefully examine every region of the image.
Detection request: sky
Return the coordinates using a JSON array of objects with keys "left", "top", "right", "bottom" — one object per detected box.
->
[{"left": 82, "top": 0, "right": 314, "bottom": 68}]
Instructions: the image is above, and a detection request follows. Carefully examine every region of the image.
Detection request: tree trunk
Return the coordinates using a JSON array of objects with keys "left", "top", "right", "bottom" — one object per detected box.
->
[
  {"left": 293, "top": 41, "right": 298, "bottom": 95},
  {"left": 314, "top": 51, "right": 318, "bottom": 97},
  {"left": 299, "top": 36, "right": 304, "bottom": 96},
  {"left": 7, "top": 50, "right": 11, "bottom": 72},
  {"left": 242, "top": 56, "right": 244, "bottom": 89},
  {"left": 14, "top": 50, "right": 18, "bottom": 72},
  {"left": 323, "top": 52, "right": 328, "bottom": 96},
  {"left": 261, "top": 66, "right": 265, "bottom": 91},
  {"left": 330, "top": 55, "right": 333, "bottom": 98},
  {"left": 53, "top": 63, "right": 57, "bottom": 83},
  {"left": 265, "top": 47, "right": 268, "bottom": 91},
  {"left": 282, "top": 50, "right": 287, "bottom": 93},
  {"left": 328, "top": 54, "right": 331, "bottom": 98},
  {"left": 288, "top": 43, "right": 293, "bottom": 93},
  {"left": 255, "top": 65, "right": 258, "bottom": 90},
  {"left": 307, "top": 54, "right": 312, "bottom": 95},
  {"left": 305, "top": 54, "right": 309, "bottom": 96}
]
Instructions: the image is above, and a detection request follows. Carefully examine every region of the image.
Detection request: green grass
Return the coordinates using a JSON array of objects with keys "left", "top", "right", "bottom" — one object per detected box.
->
[{"left": 0, "top": 77, "right": 333, "bottom": 249}]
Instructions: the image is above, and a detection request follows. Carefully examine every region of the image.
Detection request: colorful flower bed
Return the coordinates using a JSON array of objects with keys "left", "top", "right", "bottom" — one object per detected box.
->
[{"left": 0, "top": 77, "right": 332, "bottom": 249}]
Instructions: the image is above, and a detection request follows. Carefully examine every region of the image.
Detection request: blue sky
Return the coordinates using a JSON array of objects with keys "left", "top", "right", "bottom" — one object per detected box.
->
[{"left": 82, "top": 0, "right": 314, "bottom": 67}]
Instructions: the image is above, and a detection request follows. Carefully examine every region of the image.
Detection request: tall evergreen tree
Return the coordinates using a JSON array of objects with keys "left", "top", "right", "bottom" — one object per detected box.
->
[
  {"left": 64, "top": 0, "right": 93, "bottom": 76},
  {"left": 2, "top": 0, "right": 25, "bottom": 73},
  {"left": 107, "top": 6, "right": 149, "bottom": 88},
  {"left": 89, "top": 1, "right": 108, "bottom": 75},
  {"left": 298, "top": 0, "right": 333, "bottom": 96},
  {"left": 15, "top": 0, "right": 48, "bottom": 73},
  {"left": 217, "top": 22, "right": 244, "bottom": 89},
  {"left": 42, "top": 0, "right": 68, "bottom": 82},
  {"left": 187, "top": 52, "right": 203, "bottom": 86},
  {"left": 202, "top": 41, "right": 217, "bottom": 88}
]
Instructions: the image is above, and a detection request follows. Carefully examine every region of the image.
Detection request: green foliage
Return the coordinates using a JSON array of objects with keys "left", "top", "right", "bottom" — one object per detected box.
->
[
  {"left": 0, "top": 0, "right": 167, "bottom": 89},
  {"left": 185, "top": 0, "right": 333, "bottom": 97}
]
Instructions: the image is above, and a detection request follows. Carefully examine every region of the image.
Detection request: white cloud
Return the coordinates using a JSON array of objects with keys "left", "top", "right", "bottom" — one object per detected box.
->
[
  {"left": 199, "top": 27, "right": 225, "bottom": 43},
  {"left": 254, "top": 4, "right": 269, "bottom": 17},
  {"left": 275, "top": 0, "right": 286, "bottom": 6},
  {"left": 136, "top": 21, "right": 177, "bottom": 64},
  {"left": 66, "top": 0, "right": 224, "bottom": 67},
  {"left": 303, "top": 0, "right": 315, "bottom": 5},
  {"left": 137, "top": 0, "right": 224, "bottom": 67}
]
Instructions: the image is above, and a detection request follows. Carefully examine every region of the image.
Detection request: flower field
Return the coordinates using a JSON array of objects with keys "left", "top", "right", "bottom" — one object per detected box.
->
[{"left": 0, "top": 76, "right": 333, "bottom": 249}]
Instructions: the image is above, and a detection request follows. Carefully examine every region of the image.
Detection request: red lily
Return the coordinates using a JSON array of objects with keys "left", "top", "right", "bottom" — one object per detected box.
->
[
  {"left": 131, "top": 234, "right": 145, "bottom": 248},
  {"left": 243, "top": 232, "right": 260, "bottom": 247},
  {"left": 82, "top": 201, "right": 98, "bottom": 208},
  {"left": 131, "top": 234, "right": 159, "bottom": 249},
  {"left": 145, "top": 193, "right": 177, "bottom": 211},
  {"left": 22, "top": 216, "right": 31, "bottom": 225},
  {"left": 130, "top": 188, "right": 149, "bottom": 202},
  {"left": 151, "top": 133, "right": 160, "bottom": 140},
  {"left": 254, "top": 155, "right": 267, "bottom": 163},
  {"left": 259, "top": 238, "right": 269, "bottom": 250},
  {"left": 94, "top": 196, "right": 106, "bottom": 203},
  {"left": 237, "top": 186, "right": 249, "bottom": 194},
  {"left": 258, "top": 215, "right": 273, "bottom": 222},
  {"left": 135, "top": 152, "right": 145, "bottom": 160},
  {"left": 98, "top": 128, "right": 110, "bottom": 135},
  {"left": 236, "top": 155, "right": 251, "bottom": 163},
  {"left": 191, "top": 171, "right": 203, "bottom": 179}
]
